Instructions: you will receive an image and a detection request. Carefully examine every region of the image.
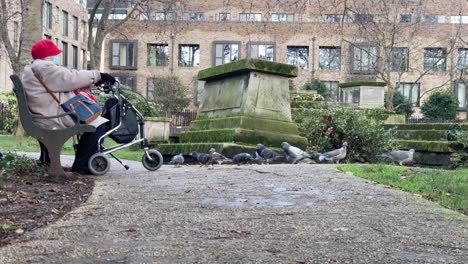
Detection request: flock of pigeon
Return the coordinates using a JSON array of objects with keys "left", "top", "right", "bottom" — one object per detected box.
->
[
  {"left": 169, "top": 141, "right": 415, "bottom": 167},
  {"left": 169, "top": 141, "right": 350, "bottom": 167}
]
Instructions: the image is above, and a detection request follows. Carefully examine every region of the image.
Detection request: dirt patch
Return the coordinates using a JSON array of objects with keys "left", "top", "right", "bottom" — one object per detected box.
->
[{"left": 0, "top": 174, "right": 94, "bottom": 247}]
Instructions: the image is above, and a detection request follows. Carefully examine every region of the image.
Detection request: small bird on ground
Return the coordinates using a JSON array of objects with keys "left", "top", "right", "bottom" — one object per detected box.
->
[
  {"left": 253, "top": 151, "right": 268, "bottom": 165},
  {"left": 169, "top": 153, "right": 184, "bottom": 167},
  {"left": 191, "top": 151, "right": 213, "bottom": 167},
  {"left": 256, "top": 144, "right": 279, "bottom": 164},
  {"left": 232, "top": 153, "right": 254, "bottom": 165},
  {"left": 317, "top": 142, "right": 348, "bottom": 164},
  {"left": 208, "top": 148, "right": 231, "bottom": 165},
  {"left": 281, "top": 142, "right": 313, "bottom": 164},
  {"left": 381, "top": 149, "right": 415, "bottom": 166}
]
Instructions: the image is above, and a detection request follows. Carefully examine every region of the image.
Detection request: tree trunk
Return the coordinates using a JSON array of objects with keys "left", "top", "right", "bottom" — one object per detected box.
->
[{"left": 13, "top": 0, "right": 44, "bottom": 136}]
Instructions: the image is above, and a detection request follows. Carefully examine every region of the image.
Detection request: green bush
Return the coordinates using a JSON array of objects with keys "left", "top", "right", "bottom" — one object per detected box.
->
[
  {"left": 294, "top": 103, "right": 397, "bottom": 163},
  {"left": 303, "top": 78, "right": 331, "bottom": 100},
  {"left": 420, "top": 91, "right": 458, "bottom": 120},
  {"left": 389, "top": 90, "right": 413, "bottom": 117},
  {"left": 0, "top": 152, "right": 47, "bottom": 177},
  {"left": 148, "top": 76, "right": 191, "bottom": 114},
  {"left": 0, "top": 92, "right": 17, "bottom": 132}
]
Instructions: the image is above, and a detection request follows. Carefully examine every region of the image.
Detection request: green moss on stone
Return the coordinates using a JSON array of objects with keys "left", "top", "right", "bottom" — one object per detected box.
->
[
  {"left": 338, "top": 81, "right": 386, "bottom": 88},
  {"left": 157, "top": 143, "right": 225, "bottom": 155},
  {"left": 233, "top": 128, "right": 308, "bottom": 149},
  {"left": 190, "top": 116, "right": 300, "bottom": 134},
  {"left": 198, "top": 59, "right": 298, "bottom": 81},
  {"left": 385, "top": 123, "right": 468, "bottom": 130},
  {"left": 396, "top": 140, "right": 464, "bottom": 153},
  {"left": 395, "top": 130, "right": 448, "bottom": 141},
  {"left": 180, "top": 129, "right": 236, "bottom": 143}
]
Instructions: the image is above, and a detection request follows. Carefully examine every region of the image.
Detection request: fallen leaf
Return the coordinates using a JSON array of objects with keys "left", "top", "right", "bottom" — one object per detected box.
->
[{"left": 15, "top": 229, "right": 24, "bottom": 235}]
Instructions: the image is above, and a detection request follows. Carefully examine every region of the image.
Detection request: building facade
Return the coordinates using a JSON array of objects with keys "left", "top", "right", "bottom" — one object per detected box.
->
[
  {"left": 100, "top": 0, "right": 468, "bottom": 111},
  {"left": 0, "top": 0, "right": 88, "bottom": 93}
]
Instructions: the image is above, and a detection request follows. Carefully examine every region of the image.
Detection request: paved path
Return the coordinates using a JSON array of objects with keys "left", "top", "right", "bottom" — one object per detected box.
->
[{"left": 1, "top": 158, "right": 467, "bottom": 263}]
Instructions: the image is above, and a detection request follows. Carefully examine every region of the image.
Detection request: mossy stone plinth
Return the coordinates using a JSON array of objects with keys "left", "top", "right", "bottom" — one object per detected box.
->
[
  {"left": 190, "top": 116, "right": 299, "bottom": 134},
  {"left": 385, "top": 123, "right": 468, "bottom": 130},
  {"left": 396, "top": 140, "right": 464, "bottom": 153},
  {"left": 396, "top": 130, "right": 448, "bottom": 141}
]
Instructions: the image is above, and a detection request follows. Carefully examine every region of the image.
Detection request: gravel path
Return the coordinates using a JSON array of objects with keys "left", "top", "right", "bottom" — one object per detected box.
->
[{"left": 1, "top": 158, "right": 467, "bottom": 263}]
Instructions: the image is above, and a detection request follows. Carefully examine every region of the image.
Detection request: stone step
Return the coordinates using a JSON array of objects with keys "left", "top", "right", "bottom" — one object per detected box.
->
[
  {"left": 385, "top": 123, "right": 468, "bottom": 130},
  {"left": 396, "top": 140, "right": 464, "bottom": 153},
  {"left": 395, "top": 130, "right": 448, "bottom": 141}
]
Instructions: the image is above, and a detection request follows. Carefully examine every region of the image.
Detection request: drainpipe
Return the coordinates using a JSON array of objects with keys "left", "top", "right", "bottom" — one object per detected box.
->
[
  {"left": 170, "top": 33, "right": 175, "bottom": 74},
  {"left": 311, "top": 36, "right": 316, "bottom": 78}
]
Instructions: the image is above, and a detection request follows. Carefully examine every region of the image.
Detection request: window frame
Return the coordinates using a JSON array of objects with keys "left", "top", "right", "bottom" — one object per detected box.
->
[
  {"left": 109, "top": 40, "right": 138, "bottom": 70},
  {"left": 155, "top": 11, "right": 176, "bottom": 21},
  {"left": 354, "top": 14, "right": 373, "bottom": 24},
  {"left": 400, "top": 14, "right": 412, "bottom": 23},
  {"left": 286, "top": 46, "right": 309, "bottom": 70},
  {"left": 62, "top": 41, "right": 68, "bottom": 67},
  {"left": 182, "top": 12, "right": 204, "bottom": 21},
  {"left": 387, "top": 47, "right": 409, "bottom": 72},
  {"left": 239, "top": 13, "right": 262, "bottom": 22},
  {"left": 113, "top": 74, "right": 138, "bottom": 91},
  {"left": 272, "top": 13, "right": 294, "bottom": 22},
  {"left": 147, "top": 43, "right": 169, "bottom": 67},
  {"left": 216, "top": 13, "right": 231, "bottom": 21},
  {"left": 62, "top": 11, "right": 68, "bottom": 36},
  {"left": 397, "top": 82, "right": 420, "bottom": 106},
  {"left": 72, "top": 45, "right": 78, "bottom": 69},
  {"left": 319, "top": 46, "right": 341, "bottom": 71},
  {"left": 178, "top": 44, "right": 200, "bottom": 67},
  {"left": 424, "top": 47, "right": 447, "bottom": 72},
  {"left": 458, "top": 48, "right": 468, "bottom": 70},
  {"left": 247, "top": 41, "right": 276, "bottom": 61},
  {"left": 212, "top": 41, "right": 241, "bottom": 66},
  {"left": 455, "top": 80, "right": 468, "bottom": 109},
  {"left": 73, "top": 16, "right": 79, "bottom": 40},
  {"left": 350, "top": 43, "right": 379, "bottom": 74},
  {"left": 45, "top": 2, "right": 53, "bottom": 30},
  {"left": 324, "top": 14, "right": 344, "bottom": 23}
]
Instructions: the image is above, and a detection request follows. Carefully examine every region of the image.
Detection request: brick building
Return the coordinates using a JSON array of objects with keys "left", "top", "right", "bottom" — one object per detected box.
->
[
  {"left": 0, "top": 0, "right": 88, "bottom": 93},
  {"left": 97, "top": 0, "right": 468, "bottom": 112}
]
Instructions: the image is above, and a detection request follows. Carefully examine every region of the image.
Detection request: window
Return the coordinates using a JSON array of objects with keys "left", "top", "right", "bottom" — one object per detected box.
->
[
  {"left": 183, "top": 12, "right": 204, "bottom": 21},
  {"left": 351, "top": 44, "right": 378, "bottom": 73},
  {"left": 387, "top": 47, "right": 409, "bottom": 72},
  {"left": 213, "top": 42, "right": 240, "bottom": 66},
  {"left": 319, "top": 46, "right": 341, "bottom": 70},
  {"left": 155, "top": 12, "right": 175, "bottom": 21},
  {"left": 73, "top": 16, "right": 79, "bottom": 40},
  {"left": 421, "top": 15, "right": 444, "bottom": 23},
  {"left": 62, "top": 11, "right": 68, "bottom": 36},
  {"left": 82, "top": 49, "right": 87, "bottom": 69},
  {"left": 113, "top": 74, "right": 137, "bottom": 91},
  {"left": 216, "top": 13, "right": 231, "bottom": 21},
  {"left": 179, "top": 44, "right": 200, "bottom": 67},
  {"left": 240, "top": 13, "right": 261, "bottom": 22},
  {"left": 322, "top": 81, "right": 340, "bottom": 102},
  {"left": 324, "top": 14, "right": 343, "bottom": 23},
  {"left": 456, "top": 81, "right": 467, "bottom": 108},
  {"left": 45, "top": 2, "right": 52, "bottom": 29},
  {"left": 147, "top": 44, "right": 169, "bottom": 66},
  {"left": 62, "top": 41, "right": 68, "bottom": 67},
  {"left": 449, "top": 16, "right": 468, "bottom": 24},
  {"left": 400, "top": 14, "right": 411, "bottom": 23},
  {"left": 81, "top": 21, "right": 86, "bottom": 42},
  {"left": 424, "top": 48, "right": 446, "bottom": 72},
  {"left": 398, "top": 83, "right": 420, "bottom": 106},
  {"left": 286, "top": 46, "right": 309, "bottom": 69},
  {"left": 110, "top": 40, "right": 138, "bottom": 69},
  {"left": 354, "top": 14, "right": 373, "bottom": 24},
  {"left": 72, "top": 45, "right": 78, "bottom": 69},
  {"left": 458, "top": 48, "right": 468, "bottom": 70},
  {"left": 248, "top": 42, "right": 275, "bottom": 61},
  {"left": 272, "top": 13, "right": 294, "bottom": 22}
]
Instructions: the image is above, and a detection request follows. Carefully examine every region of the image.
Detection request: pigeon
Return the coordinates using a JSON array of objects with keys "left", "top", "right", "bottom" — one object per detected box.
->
[
  {"left": 169, "top": 153, "right": 184, "bottom": 167},
  {"left": 381, "top": 149, "right": 415, "bottom": 166},
  {"left": 281, "top": 142, "right": 313, "bottom": 164},
  {"left": 208, "top": 148, "right": 231, "bottom": 165},
  {"left": 191, "top": 151, "right": 213, "bottom": 167},
  {"left": 253, "top": 151, "right": 267, "bottom": 165},
  {"left": 317, "top": 142, "right": 348, "bottom": 164},
  {"left": 232, "top": 153, "right": 254, "bottom": 165},
  {"left": 256, "top": 144, "right": 279, "bottom": 164}
]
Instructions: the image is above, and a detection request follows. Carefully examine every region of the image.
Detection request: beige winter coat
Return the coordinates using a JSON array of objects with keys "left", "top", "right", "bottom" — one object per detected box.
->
[{"left": 22, "top": 59, "right": 108, "bottom": 129}]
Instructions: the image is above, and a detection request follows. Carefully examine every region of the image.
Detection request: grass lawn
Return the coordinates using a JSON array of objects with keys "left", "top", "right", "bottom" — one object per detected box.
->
[
  {"left": 338, "top": 164, "right": 468, "bottom": 214},
  {"left": 0, "top": 135, "right": 145, "bottom": 162}
]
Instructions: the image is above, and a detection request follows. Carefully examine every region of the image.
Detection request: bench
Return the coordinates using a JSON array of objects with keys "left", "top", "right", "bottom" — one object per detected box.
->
[{"left": 10, "top": 74, "right": 96, "bottom": 177}]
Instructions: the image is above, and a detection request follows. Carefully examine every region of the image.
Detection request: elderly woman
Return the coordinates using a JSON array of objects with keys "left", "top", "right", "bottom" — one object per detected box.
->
[{"left": 22, "top": 39, "right": 116, "bottom": 174}]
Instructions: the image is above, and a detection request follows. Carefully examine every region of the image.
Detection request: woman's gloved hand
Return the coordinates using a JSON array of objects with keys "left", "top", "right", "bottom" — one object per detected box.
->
[{"left": 96, "top": 73, "right": 116, "bottom": 86}]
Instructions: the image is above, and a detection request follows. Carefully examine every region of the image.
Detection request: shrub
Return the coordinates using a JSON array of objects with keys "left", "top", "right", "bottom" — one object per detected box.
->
[
  {"left": 0, "top": 92, "right": 18, "bottom": 132},
  {"left": 420, "top": 91, "right": 458, "bottom": 120},
  {"left": 303, "top": 78, "right": 331, "bottom": 100},
  {"left": 294, "top": 103, "right": 397, "bottom": 163},
  {"left": 0, "top": 152, "right": 47, "bottom": 177},
  {"left": 148, "top": 76, "right": 191, "bottom": 114},
  {"left": 389, "top": 90, "right": 413, "bottom": 117}
]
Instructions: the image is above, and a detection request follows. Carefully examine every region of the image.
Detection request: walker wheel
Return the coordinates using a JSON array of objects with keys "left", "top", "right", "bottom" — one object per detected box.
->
[
  {"left": 142, "top": 149, "right": 163, "bottom": 171},
  {"left": 88, "top": 153, "right": 111, "bottom": 175}
]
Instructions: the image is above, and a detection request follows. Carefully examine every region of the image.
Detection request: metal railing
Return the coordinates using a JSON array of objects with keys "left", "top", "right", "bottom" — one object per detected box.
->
[{"left": 160, "top": 110, "right": 197, "bottom": 135}]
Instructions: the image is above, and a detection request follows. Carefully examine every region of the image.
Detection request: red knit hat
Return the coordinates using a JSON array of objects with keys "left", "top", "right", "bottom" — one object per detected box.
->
[{"left": 31, "top": 39, "right": 62, "bottom": 59}]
